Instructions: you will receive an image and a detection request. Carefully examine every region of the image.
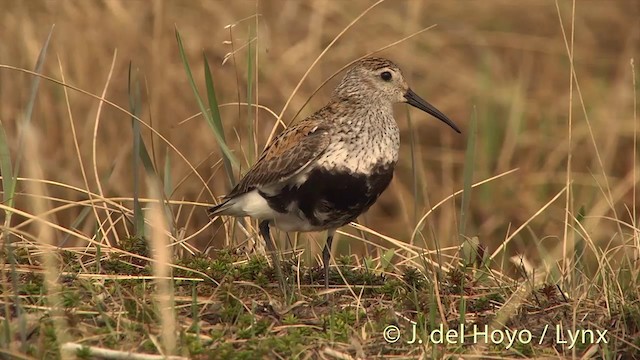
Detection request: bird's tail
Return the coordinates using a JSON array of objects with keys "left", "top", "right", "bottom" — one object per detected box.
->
[{"left": 207, "top": 199, "right": 232, "bottom": 217}]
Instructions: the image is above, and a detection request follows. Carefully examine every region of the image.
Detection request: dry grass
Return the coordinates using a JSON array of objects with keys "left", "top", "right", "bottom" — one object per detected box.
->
[{"left": 1, "top": 0, "right": 639, "bottom": 359}]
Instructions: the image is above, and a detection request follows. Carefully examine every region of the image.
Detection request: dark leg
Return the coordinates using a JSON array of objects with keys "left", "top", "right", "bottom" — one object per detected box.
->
[
  {"left": 259, "top": 220, "right": 285, "bottom": 293},
  {"left": 323, "top": 229, "right": 336, "bottom": 290}
]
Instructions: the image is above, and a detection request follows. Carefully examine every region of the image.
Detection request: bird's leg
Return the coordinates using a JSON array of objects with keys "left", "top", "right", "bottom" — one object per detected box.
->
[
  {"left": 259, "top": 220, "right": 286, "bottom": 294},
  {"left": 323, "top": 229, "right": 336, "bottom": 290}
]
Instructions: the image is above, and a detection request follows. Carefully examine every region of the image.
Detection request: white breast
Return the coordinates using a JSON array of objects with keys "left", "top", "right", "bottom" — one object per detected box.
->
[{"left": 317, "top": 118, "right": 399, "bottom": 173}]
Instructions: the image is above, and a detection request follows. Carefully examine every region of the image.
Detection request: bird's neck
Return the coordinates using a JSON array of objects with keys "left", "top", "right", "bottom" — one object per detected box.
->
[{"left": 328, "top": 94, "right": 394, "bottom": 122}]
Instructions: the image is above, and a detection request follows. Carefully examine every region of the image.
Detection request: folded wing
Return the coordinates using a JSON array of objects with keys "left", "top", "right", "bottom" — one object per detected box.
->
[{"left": 208, "top": 119, "right": 331, "bottom": 216}]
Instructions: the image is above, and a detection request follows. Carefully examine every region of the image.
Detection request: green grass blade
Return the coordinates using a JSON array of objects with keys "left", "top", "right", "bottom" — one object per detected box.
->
[
  {"left": 380, "top": 248, "right": 395, "bottom": 272},
  {"left": 0, "top": 118, "right": 18, "bottom": 349},
  {"left": 128, "top": 63, "right": 145, "bottom": 239},
  {"left": 246, "top": 23, "right": 256, "bottom": 165},
  {"left": 22, "top": 26, "right": 54, "bottom": 125},
  {"left": 137, "top": 140, "right": 157, "bottom": 176},
  {"left": 164, "top": 151, "right": 172, "bottom": 199},
  {"left": 129, "top": 65, "right": 175, "bottom": 237},
  {"left": 163, "top": 151, "right": 176, "bottom": 236},
  {"left": 204, "top": 54, "right": 236, "bottom": 188},
  {"left": 0, "top": 120, "right": 15, "bottom": 207},
  {"left": 95, "top": 229, "right": 102, "bottom": 273},
  {"left": 175, "top": 28, "right": 238, "bottom": 179},
  {"left": 458, "top": 107, "right": 477, "bottom": 239},
  {"left": 574, "top": 205, "right": 587, "bottom": 272},
  {"left": 59, "top": 207, "right": 91, "bottom": 247},
  {"left": 13, "top": 25, "right": 55, "bottom": 180},
  {"left": 127, "top": 66, "right": 157, "bottom": 177},
  {"left": 428, "top": 285, "right": 437, "bottom": 329}
]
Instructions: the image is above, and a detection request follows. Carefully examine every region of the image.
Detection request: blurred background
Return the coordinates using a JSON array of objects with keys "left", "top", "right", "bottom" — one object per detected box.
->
[{"left": 0, "top": 1, "right": 638, "bottom": 271}]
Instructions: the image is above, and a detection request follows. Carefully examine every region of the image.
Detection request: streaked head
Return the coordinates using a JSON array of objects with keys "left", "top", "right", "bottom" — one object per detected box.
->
[{"left": 333, "top": 57, "right": 461, "bottom": 133}]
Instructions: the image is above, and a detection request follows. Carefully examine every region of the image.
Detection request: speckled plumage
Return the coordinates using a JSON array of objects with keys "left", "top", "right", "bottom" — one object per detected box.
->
[{"left": 208, "top": 57, "right": 461, "bottom": 290}]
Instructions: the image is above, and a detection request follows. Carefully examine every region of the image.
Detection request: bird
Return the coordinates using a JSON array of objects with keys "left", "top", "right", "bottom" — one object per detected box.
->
[{"left": 208, "top": 57, "right": 461, "bottom": 291}]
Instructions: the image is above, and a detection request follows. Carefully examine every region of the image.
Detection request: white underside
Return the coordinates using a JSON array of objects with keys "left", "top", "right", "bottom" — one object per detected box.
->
[{"left": 221, "top": 189, "right": 325, "bottom": 232}]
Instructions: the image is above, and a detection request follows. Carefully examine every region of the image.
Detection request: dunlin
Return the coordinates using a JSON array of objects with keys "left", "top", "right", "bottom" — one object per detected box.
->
[{"left": 208, "top": 57, "right": 461, "bottom": 290}]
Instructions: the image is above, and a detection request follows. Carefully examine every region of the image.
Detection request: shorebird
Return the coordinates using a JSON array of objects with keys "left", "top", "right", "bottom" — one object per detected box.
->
[{"left": 208, "top": 57, "right": 461, "bottom": 291}]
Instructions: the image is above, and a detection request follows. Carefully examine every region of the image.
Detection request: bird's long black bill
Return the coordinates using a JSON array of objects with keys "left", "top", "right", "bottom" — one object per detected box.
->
[{"left": 404, "top": 88, "right": 461, "bottom": 133}]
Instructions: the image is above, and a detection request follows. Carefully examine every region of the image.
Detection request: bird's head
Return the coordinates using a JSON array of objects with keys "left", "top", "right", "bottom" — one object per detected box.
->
[{"left": 334, "top": 57, "right": 461, "bottom": 133}]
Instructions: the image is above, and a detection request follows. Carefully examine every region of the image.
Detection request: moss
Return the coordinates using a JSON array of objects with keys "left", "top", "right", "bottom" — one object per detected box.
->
[
  {"left": 375, "top": 278, "right": 404, "bottom": 298},
  {"left": 5, "top": 247, "right": 636, "bottom": 358},
  {"left": 282, "top": 313, "right": 298, "bottom": 325},
  {"left": 101, "top": 254, "right": 141, "bottom": 275},
  {"left": 621, "top": 304, "right": 640, "bottom": 334},
  {"left": 209, "top": 258, "right": 235, "bottom": 280},
  {"left": 39, "top": 318, "right": 61, "bottom": 359},
  {"left": 59, "top": 250, "right": 84, "bottom": 272},
  {"left": 119, "top": 236, "right": 150, "bottom": 258},
  {"left": 238, "top": 256, "right": 269, "bottom": 281},
  {"left": 324, "top": 307, "right": 363, "bottom": 342},
  {"left": 19, "top": 273, "right": 45, "bottom": 296},
  {"left": 141, "top": 338, "right": 158, "bottom": 353},
  {"left": 75, "top": 345, "right": 93, "bottom": 359},
  {"left": 337, "top": 255, "right": 354, "bottom": 266},
  {"left": 219, "top": 294, "right": 245, "bottom": 323},
  {"left": 183, "top": 332, "right": 208, "bottom": 355},
  {"left": 448, "top": 268, "right": 468, "bottom": 295},
  {"left": 176, "top": 253, "right": 216, "bottom": 275},
  {"left": 402, "top": 267, "right": 426, "bottom": 289},
  {"left": 511, "top": 339, "right": 534, "bottom": 356},
  {"left": 329, "top": 264, "right": 385, "bottom": 287},
  {"left": 12, "top": 246, "right": 33, "bottom": 265},
  {"left": 99, "top": 237, "right": 152, "bottom": 275},
  {"left": 210, "top": 330, "right": 309, "bottom": 360},
  {"left": 123, "top": 297, "right": 157, "bottom": 323},
  {"left": 61, "top": 288, "right": 81, "bottom": 308}
]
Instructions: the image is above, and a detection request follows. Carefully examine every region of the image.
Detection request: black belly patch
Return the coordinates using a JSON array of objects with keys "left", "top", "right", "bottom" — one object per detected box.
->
[{"left": 259, "top": 162, "right": 395, "bottom": 228}]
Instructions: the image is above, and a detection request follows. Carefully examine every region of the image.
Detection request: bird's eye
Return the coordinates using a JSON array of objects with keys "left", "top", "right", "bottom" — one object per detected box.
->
[{"left": 380, "top": 71, "right": 392, "bottom": 81}]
